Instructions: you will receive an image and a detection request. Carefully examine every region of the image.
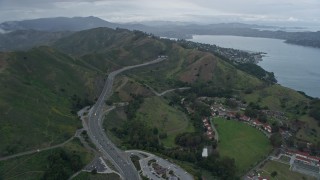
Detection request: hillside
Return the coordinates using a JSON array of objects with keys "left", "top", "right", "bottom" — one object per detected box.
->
[
  {"left": 0, "top": 30, "right": 71, "bottom": 51},
  {"left": 53, "top": 28, "right": 310, "bottom": 107},
  {"left": 0, "top": 47, "right": 103, "bottom": 156},
  {"left": 0, "top": 27, "right": 318, "bottom": 179},
  {"left": 53, "top": 27, "right": 167, "bottom": 72}
]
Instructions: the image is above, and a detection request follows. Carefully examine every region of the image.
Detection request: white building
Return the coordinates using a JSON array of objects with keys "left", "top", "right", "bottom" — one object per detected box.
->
[{"left": 202, "top": 148, "right": 208, "bottom": 158}]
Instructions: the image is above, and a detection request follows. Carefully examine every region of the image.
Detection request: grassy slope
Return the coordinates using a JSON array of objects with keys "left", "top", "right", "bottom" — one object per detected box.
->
[
  {"left": 45, "top": 27, "right": 315, "bottom": 125},
  {"left": 54, "top": 28, "right": 167, "bottom": 73},
  {"left": 0, "top": 139, "right": 93, "bottom": 180},
  {"left": 128, "top": 43, "right": 263, "bottom": 92},
  {"left": 258, "top": 160, "right": 316, "bottom": 180},
  {"left": 103, "top": 96, "right": 194, "bottom": 148},
  {"left": 214, "top": 117, "right": 272, "bottom": 174},
  {"left": 0, "top": 47, "right": 102, "bottom": 156},
  {"left": 103, "top": 107, "right": 128, "bottom": 147},
  {"left": 136, "top": 96, "right": 194, "bottom": 147},
  {"left": 112, "top": 76, "right": 154, "bottom": 102},
  {"left": 243, "top": 84, "right": 309, "bottom": 112},
  {"left": 243, "top": 84, "right": 319, "bottom": 143}
]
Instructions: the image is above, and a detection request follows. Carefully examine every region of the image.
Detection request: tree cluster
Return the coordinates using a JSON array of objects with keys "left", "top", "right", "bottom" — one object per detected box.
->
[
  {"left": 126, "top": 94, "right": 144, "bottom": 119},
  {"left": 309, "top": 99, "right": 320, "bottom": 126},
  {"left": 199, "top": 155, "right": 237, "bottom": 180},
  {"left": 42, "top": 149, "right": 84, "bottom": 180}
]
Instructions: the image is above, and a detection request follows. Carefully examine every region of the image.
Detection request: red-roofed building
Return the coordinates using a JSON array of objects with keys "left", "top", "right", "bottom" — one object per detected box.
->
[
  {"left": 258, "top": 177, "right": 269, "bottom": 180},
  {"left": 286, "top": 150, "right": 320, "bottom": 165},
  {"left": 263, "top": 124, "right": 272, "bottom": 133},
  {"left": 227, "top": 112, "right": 236, "bottom": 118},
  {"left": 208, "top": 135, "right": 214, "bottom": 139},
  {"left": 296, "top": 156, "right": 312, "bottom": 164},
  {"left": 240, "top": 115, "right": 251, "bottom": 122},
  {"left": 296, "top": 151, "right": 320, "bottom": 163},
  {"left": 253, "top": 120, "right": 263, "bottom": 126}
]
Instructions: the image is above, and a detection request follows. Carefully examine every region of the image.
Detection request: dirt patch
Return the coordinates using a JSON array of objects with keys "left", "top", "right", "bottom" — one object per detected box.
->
[
  {"left": 179, "top": 53, "right": 217, "bottom": 83},
  {"left": 115, "top": 76, "right": 129, "bottom": 91},
  {"left": 117, "top": 79, "right": 153, "bottom": 101}
]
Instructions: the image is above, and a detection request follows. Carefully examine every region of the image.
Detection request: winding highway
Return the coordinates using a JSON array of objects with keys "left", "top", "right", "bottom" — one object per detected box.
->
[{"left": 86, "top": 57, "right": 166, "bottom": 180}]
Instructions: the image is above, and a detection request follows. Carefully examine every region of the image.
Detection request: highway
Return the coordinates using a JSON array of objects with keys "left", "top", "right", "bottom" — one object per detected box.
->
[{"left": 86, "top": 57, "right": 166, "bottom": 180}]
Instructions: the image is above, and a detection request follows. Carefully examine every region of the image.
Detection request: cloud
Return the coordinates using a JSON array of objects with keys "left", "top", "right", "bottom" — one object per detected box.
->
[
  {"left": 0, "top": 0, "right": 319, "bottom": 26},
  {"left": 0, "top": 28, "right": 10, "bottom": 34}
]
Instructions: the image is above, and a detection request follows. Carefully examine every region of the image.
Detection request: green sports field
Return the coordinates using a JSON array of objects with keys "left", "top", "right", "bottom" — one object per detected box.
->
[{"left": 213, "top": 117, "right": 272, "bottom": 174}]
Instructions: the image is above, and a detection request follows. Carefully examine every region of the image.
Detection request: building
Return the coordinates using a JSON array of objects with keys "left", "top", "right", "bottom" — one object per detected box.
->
[
  {"left": 240, "top": 115, "right": 251, "bottom": 122},
  {"left": 253, "top": 120, "right": 263, "bottom": 127},
  {"left": 287, "top": 150, "right": 320, "bottom": 166},
  {"left": 202, "top": 148, "right": 208, "bottom": 157},
  {"left": 263, "top": 124, "right": 272, "bottom": 133}
]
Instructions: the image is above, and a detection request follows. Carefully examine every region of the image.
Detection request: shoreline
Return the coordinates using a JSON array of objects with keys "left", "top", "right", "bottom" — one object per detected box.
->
[{"left": 189, "top": 34, "right": 320, "bottom": 98}]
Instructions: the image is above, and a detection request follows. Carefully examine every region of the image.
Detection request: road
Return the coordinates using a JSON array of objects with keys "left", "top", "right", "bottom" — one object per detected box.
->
[
  {"left": 0, "top": 130, "right": 81, "bottom": 161},
  {"left": 144, "top": 84, "right": 190, "bottom": 96},
  {"left": 86, "top": 57, "right": 166, "bottom": 180},
  {"left": 209, "top": 118, "right": 219, "bottom": 141}
]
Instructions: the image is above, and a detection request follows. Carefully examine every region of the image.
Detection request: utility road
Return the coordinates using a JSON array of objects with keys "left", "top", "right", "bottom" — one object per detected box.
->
[{"left": 86, "top": 57, "right": 166, "bottom": 180}]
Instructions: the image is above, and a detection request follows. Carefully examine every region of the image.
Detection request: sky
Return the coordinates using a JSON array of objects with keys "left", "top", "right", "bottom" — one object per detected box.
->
[{"left": 0, "top": 0, "right": 320, "bottom": 27}]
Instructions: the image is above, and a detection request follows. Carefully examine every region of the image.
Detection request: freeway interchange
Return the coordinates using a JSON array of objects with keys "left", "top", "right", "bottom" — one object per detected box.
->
[{"left": 85, "top": 57, "right": 167, "bottom": 180}]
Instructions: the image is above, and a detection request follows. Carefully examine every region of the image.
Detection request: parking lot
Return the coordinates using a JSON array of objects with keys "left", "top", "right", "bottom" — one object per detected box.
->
[{"left": 127, "top": 150, "right": 193, "bottom": 180}]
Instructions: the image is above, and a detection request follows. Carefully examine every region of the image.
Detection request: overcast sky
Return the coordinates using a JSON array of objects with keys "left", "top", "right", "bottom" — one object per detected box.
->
[{"left": 0, "top": 0, "right": 320, "bottom": 27}]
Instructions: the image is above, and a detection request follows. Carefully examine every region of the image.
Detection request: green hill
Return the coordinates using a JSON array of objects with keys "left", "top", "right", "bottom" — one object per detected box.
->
[
  {"left": 52, "top": 27, "right": 315, "bottom": 145},
  {"left": 0, "top": 47, "right": 102, "bottom": 156},
  {"left": 0, "top": 27, "right": 318, "bottom": 179},
  {"left": 54, "top": 28, "right": 167, "bottom": 72}
]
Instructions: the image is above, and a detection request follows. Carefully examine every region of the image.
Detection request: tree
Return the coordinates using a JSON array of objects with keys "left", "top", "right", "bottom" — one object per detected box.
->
[
  {"left": 271, "top": 171, "right": 278, "bottom": 177},
  {"left": 225, "top": 99, "right": 238, "bottom": 109},
  {"left": 153, "top": 127, "right": 159, "bottom": 135},
  {"left": 105, "top": 100, "right": 113, "bottom": 106},
  {"left": 270, "top": 133, "right": 282, "bottom": 147},
  {"left": 159, "top": 132, "right": 167, "bottom": 139},
  {"left": 271, "top": 122, "right": 279, "bottom": 133},
  {"left": 245, "top": 108, "right": 258, "bottom": 118},
  {"left": 91, "top": 169, "right": 97, "bottom": 174},
  {"left": 235, "top": 112, "right": 241, "bottom": 119},
  {"left": 258, "top": 113, "right": 268, "bottom": 123}
]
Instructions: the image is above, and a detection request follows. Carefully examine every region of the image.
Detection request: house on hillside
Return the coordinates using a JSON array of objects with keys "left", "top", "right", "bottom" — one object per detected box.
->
[
  {"left": 263, "top": 124, "right": 272, "bottom": 133},
  {"left": 253, "top": 120, "right": 263, "bottom": 127},
  {"left": 240, "top": 115, "right": 251, "bottom": 122},
  {"left": 202, "top": 118, "right": 215, "bottom": 140}
]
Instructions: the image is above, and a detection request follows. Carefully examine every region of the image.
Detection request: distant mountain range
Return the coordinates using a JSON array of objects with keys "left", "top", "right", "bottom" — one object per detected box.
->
[
  {"left": 0, "top": 16, "right": 268, "bottom": 32},
  {"left": 1, "top": 16, "right": 320, "bottom": 50},
  {"left": 0, "top": 16, "right": 118, "bottom": 32}
]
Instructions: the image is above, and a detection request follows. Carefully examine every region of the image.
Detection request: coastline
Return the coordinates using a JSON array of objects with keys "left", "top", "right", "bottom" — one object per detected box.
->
[{"left": 189, "top": 34, "right": 320, "bottom": 98}]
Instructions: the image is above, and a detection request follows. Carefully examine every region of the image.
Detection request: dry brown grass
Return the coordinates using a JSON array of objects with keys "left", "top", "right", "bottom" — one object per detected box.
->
[{"left": 179, "top": 53, "right": 217, "bottom": 83}]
